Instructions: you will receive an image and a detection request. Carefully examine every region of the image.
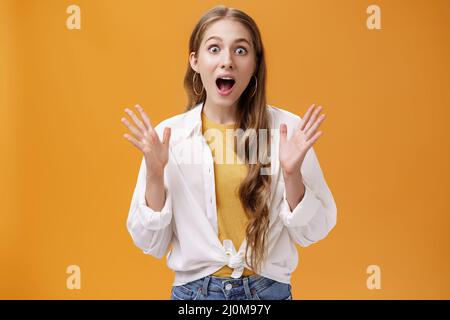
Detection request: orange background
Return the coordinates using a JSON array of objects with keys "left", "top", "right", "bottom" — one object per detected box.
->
[{"left": 1, "top": 0, "right": 449, "bottom": 299}]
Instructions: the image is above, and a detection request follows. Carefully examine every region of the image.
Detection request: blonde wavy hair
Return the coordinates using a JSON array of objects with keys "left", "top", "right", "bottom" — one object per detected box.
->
[{"left": 183, "top": 5, "right": 272, "bottom": 274}]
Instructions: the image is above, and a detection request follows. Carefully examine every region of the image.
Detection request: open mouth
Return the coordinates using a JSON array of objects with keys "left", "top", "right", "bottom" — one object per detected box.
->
[{"left": 216, "top": 78, "right": 236, "bottom": 95}]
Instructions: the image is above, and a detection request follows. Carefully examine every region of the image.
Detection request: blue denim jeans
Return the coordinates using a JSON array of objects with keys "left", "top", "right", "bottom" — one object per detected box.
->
[{"left": 170, "top": 274, "right": 292, "bottom": 300}]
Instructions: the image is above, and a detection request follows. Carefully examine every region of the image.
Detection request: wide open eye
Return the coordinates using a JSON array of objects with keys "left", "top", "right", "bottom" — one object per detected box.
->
[
  {"left": 236, "top": 47, "right": 247, "bottom": 55},
  {"left": 208, "top": 45, "right": 219, "bottom": 53}
]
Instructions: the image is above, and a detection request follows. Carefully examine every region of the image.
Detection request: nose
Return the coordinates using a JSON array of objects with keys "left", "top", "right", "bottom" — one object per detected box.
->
[{"left": 220, "top": 51, "right": 233, "bottom": 70}]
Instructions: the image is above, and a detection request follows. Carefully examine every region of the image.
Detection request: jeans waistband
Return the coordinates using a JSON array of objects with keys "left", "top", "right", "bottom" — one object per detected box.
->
[{"left": 197, "top": 274, "right": 264, "bottom": 298}]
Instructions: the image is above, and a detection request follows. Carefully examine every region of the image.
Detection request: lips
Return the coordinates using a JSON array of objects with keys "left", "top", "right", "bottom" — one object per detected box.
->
[{"left": 216, "top": 77, "right": 236, "bottom": 96}]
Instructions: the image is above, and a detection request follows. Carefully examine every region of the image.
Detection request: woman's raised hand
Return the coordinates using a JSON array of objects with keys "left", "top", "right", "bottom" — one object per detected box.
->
[
  {"left": 121, "top": 104, "right": 171, "bottom": 178},
  {"left": 279, "top": 104, "right": 326, "bottom": 176}
]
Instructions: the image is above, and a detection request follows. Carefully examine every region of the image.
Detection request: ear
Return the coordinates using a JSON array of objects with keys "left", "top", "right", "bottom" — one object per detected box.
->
[{"left": 189, "top": 52, "right": 199, "bottom": 73}]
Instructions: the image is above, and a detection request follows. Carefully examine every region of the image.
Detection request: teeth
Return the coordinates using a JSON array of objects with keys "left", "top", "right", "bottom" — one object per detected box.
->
[{"left": 219, "top": 77, "right": 234, "bottom": 80}]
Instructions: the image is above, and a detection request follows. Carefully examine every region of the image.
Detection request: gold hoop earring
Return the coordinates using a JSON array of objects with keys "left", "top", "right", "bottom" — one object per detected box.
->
[
  {"left": 250, "top": 75, "right": 258, "bottom": 98},
  {"left": 193, "top": 72, "right": 204, "bottom": 96}
]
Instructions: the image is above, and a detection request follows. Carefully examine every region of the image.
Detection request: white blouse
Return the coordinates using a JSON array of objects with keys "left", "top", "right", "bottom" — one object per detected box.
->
[{"left": 126, "top": 102, "right": 337, "bottom": 286}]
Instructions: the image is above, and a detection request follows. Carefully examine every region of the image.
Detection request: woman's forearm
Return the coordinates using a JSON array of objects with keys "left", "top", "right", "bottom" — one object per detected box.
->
[
  {"left": 145, "top": 174, "right": 166, "bottom": 212},
  {"left": 283, "top": 170, "right": 306, "bottom": 211}
]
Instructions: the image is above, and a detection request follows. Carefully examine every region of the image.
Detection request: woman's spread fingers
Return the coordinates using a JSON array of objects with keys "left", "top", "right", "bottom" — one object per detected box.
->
[
  {"left": 162, "top": 127, "right": 171, "bottom": 145},
  {"left": 125, "top": 108, "right": 147, "bottom": 134},
  {"left": 305, "top": 113, "right": 326, "bottom": 140},
  {"left": 121, "top": 117, "right": 145, "bottom": 141},
  {"left": 307, "top": 130, "right": 323, "bottom": 147},
  {"left": 299, "top": 104, "right": 315, "bottom": 132},
  {"left": 135, "top": 104, "right": 154, "bottom": 131},
  {"left": 123, "top": 133, "right": 145, "bottom": 151},
  {"left": 303, "top": 105, "right": 322, "bottom": 133}
]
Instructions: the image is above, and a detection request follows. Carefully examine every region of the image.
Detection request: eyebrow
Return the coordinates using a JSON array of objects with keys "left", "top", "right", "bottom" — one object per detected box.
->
[{"left": 205, "top": 36, "right": 251, "bottom": 46}]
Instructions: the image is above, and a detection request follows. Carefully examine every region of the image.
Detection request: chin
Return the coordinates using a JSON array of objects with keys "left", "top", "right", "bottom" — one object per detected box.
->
[
  {"left": 212, "top": 91, "right": 242, "bottom": 108},
  {"left": 206, "top": 94, "right": 233, "bottom": 107}
]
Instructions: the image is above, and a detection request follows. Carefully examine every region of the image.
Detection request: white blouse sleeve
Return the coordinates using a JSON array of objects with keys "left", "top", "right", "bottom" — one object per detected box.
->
[
  {"left": 278, "top": 146, "right": 337, "bottom": 247},
  {"left": 126, "top": 156, "right": 173, "bottom": 258}
]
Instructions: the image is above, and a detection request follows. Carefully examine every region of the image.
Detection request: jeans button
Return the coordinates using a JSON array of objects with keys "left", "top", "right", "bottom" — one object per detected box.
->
[{"left": 225, "top": 283, "right": 233, "bottom": 290}]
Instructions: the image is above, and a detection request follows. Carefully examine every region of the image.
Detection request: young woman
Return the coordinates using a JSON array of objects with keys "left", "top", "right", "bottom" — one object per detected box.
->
[{"left": 122, "top": 5, "right": 337, "bottom": 300}]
